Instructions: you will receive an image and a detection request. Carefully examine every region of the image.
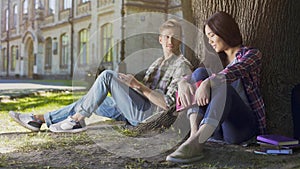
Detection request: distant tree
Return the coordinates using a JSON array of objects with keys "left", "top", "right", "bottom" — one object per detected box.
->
[{"left": 183, "top": 0, "right": 300, "bottom": 135}]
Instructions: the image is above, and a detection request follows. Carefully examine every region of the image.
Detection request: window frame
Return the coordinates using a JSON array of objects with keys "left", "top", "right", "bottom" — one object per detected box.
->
[
  {"left": 10, "top": 46, "right": 17, "bottom": 71},
  {"left": 1, "top": 48, "right": 7, "bottom": 72},
  {"left": 60, "top": 33, "right": 69, "bottom": 68},
  {"left": 13, "top": 5, "right": 18, "bottom": 28},
  {"left": 78, "top": 29, "right": 89, "bottom": 66},
  {"left": 23, "top": 0, "right": 28, "bottom": 15},
  {"left": 44, "top": 38, "right": 52, "bottom": 70},
  {"left": 101, "top": 23, "right": 114, "bottom": 63}
]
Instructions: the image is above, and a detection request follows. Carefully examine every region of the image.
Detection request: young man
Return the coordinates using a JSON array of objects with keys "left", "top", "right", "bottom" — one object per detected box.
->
[{"left": 10, "top": 19, "right": 192, "bottom": 133}]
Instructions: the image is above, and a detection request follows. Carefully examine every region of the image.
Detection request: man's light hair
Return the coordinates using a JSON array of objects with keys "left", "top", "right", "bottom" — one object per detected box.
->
[{"left": 159, "top": 19, "right": 182, "bottom": 38}]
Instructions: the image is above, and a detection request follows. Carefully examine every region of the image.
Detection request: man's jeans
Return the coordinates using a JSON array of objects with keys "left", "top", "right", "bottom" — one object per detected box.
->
[{"left": 44, "top": 70, "right": 155, "bottom": 127}]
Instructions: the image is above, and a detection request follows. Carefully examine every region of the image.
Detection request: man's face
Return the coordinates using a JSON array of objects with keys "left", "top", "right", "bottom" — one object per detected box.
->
[{"left": 159, "top": 28, "right": 182, "bottom": 54}]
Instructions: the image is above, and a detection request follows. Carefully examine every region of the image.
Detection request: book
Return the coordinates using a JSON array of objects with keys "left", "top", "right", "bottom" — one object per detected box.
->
[
  {"left": 265, "top": 149, "right": 293, "bottom": 155},
  {"left": 256, "top": 134, "right": 299, "bottom": 146},
  {"left": 257, "top": 141, "right": 282, "bottom": 150},
  {"left": 175, "top": 80, "right": 202, "bottom": 111},
  {"left": 254, "top": 147, "right": 293, "bottom": 155}
]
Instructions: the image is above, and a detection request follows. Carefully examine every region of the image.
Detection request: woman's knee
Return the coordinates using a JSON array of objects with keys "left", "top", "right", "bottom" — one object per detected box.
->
[{"left": 192, "top": 67, "right": 209, "bottom": 82}]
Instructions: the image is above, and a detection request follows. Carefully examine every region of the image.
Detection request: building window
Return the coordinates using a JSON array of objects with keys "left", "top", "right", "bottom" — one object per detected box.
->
[
  {"left": 35, "top": 0, "right": 39, "bottom": 9},
  {"left": 35, "top": 0, "right": 44, "bottom": 9},
  {"left": 48, "top": 0, "right": 55, "bottom": 14},
  {"left": 82, "top": 0, "right": 90, "bottom": 3},
  {"left": 13, "top": 5, "right": 18, "bottom": 28},
  {"left": 5, "top": 9, "right": 9, "bottom": 31},
  {"left": 1, "top": 48, "right": 7, "bottom": 72},
  {"left": 63, "top": 0, "right": 72, "bottom": 9},
  {"left": 101, "top": 23, "right": 113, "bottom": 63},
  {"left": 23, "top": 0, "right": 28, "bottom": 14},
  {"left": 11, "top": 46, "right": 17, "bottom": 71},
  {"left": 78, "top": 29, "right": 89, "bottom": 66},
  {"left": 45, "top": 38, "right": 52, "bottom": 69},
  {"left": 60, "top": 34, "right": 69, "bottom": 68}
]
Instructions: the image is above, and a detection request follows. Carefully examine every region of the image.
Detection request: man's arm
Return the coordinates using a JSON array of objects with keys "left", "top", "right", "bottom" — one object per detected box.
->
[
  {"left": 118, "top": 73, "right": 168, "bottom": 110},
  {"left": 137, "top": 83, "right": 168, "bottom": 110}
]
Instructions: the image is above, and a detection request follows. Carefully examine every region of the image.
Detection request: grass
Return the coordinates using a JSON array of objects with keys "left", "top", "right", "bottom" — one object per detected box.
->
[
  {"left": 1, "top": 91, "right": 85, "bottom": 115},
  {"left": 2, "top": 91, "right": 299, "bottom": 169},
  {"left": 0, "top": 91, "right": 97, "bottom": 167}
]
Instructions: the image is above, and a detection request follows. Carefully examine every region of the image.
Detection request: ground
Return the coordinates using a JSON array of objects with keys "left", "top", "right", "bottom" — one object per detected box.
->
[
  {"left": 1, "top": 91, "right": 300, "bottom": 169},
  {"left": 2, "top": 122, "right": 300, "bottom": 169}
]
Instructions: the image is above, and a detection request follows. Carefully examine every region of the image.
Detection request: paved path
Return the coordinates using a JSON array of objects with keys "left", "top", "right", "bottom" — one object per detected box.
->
[{"left": 0, "top": 79, "right": 86, "bottom": 100}]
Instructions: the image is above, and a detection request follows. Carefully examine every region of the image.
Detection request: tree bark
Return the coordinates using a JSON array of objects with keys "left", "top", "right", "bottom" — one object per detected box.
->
[{"left": 189, "top": 0, "right": 300, "bottom": 136}]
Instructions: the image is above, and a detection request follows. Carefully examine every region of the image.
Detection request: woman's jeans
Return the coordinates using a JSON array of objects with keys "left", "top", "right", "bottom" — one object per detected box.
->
[
  {"left": 292, "top": 84, "right": 300, "bottom": 140},
  {"left": 44, "top": 70, "right": 154, "bottom": 127},
  {"left": 189, "top": 68, "right": 259, "bottom": 144}
]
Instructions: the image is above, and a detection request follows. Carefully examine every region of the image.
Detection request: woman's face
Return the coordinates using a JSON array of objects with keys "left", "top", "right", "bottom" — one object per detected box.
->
[{"left": 205, "top": 25, "right": 229, "bottom": 53}]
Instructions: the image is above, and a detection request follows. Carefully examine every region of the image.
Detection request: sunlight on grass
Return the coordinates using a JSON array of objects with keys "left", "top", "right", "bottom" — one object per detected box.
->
[
  {"left": 0, "top": 91, "right": 85, "bottom": 133},
  {"left": 0, "top": 91, "right": 93, "bottom": 156}
]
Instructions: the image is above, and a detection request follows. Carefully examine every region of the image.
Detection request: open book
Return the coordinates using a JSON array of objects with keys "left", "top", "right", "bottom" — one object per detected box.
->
[{"left": 176, "top": 80, "right": 202, "bottom": 111}]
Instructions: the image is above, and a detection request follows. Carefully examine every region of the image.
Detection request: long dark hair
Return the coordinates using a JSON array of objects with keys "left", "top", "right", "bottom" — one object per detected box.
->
[{"left": 203, "top": 11, "right": 242, "bottom": 66}]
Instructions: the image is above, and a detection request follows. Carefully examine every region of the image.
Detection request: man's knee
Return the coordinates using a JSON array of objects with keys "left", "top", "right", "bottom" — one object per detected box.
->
[{"left": 96, "top": 70, "right": 115, "bottom": 81}]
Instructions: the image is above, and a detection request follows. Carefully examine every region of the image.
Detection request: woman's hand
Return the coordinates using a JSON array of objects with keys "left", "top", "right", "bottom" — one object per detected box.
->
[
  {"left": 178, "top": 79, "right": 195, "bottom": 107},
  {"left": 195, "top": 79, "right": 210, "bottom": 106},
  {"left": 118, "top": 73, "right": 140, "bottom": 89}
]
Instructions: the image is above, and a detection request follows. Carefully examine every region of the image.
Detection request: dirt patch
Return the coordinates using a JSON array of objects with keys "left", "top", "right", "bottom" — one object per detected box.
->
[{"left": 1, "top": 124, "right": 300, "bottom": 169}]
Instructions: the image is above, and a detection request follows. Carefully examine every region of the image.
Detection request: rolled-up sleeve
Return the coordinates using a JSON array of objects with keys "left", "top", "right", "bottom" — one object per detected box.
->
[{"left": 164, "top": 61, "right": 192, "bottom": 108}]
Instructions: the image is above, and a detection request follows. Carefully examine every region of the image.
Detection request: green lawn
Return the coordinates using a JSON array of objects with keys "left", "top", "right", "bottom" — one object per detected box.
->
[
  {"left": 0, "top": 91, "right": 85, "bottom": 133},
  {"left": 0, "top": 91, "right": 91, "bottom": 161}
]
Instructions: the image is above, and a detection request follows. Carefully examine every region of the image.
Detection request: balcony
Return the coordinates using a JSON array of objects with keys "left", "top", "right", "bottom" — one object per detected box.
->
[
  {"left": 44, "top": 15, "right": 54, "bottom": 25},
  {"left": 77, "top": 2, "right": 91, "bottom": 16},
  {"left": 98, "top": 0, "right": 115, "bottom": 8},
  {"left": 10, "top": 28, "right": 17, "bottom": 35},
  {"left": 59, "top": 10, "right": 70, "bottom": 21},
  {"left": 1, "top": 32, "right": 7, "bottom": 40}
]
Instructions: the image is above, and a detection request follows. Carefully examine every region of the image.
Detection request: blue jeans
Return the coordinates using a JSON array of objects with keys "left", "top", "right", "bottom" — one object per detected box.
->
[
  {"left": 189, "top": 68, "right": 259, "bottom": 144},
  {"left": 44, "top": 70, "right": 155, "bottom": 127},
  {"left": 292, "top": 84, "right": 300, "bottom": 140}
]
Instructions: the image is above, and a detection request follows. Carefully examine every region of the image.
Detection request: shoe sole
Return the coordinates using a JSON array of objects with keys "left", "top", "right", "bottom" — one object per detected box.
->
[
  {"left": 49, "top": 125, "right": 87, "bottom": 133},
  {"left": 166, "top": 154, "right": 204, "bottom": 163},
  {"left": 9, "top": 111, "right": 40, "bottom": 132}
]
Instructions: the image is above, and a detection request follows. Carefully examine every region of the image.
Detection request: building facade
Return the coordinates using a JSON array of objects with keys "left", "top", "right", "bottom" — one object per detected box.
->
[{"left": 0, "top": 0, "right": 182, "bottom": 79}]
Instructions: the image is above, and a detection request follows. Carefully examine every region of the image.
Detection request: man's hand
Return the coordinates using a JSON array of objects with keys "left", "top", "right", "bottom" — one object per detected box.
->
[
  {"left": 178, "top": 79, "right": 195, "bottom": 107},
  {"left": 195, "top": 79, "right": 210, "bottom": 106},
  {"left": 118, "top": 73, "right": 141, "bottom": 89}
]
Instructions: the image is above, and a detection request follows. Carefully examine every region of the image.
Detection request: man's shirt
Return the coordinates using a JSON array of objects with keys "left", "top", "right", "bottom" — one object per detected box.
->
[{"left": 143, "top": 54, "right": 193, "bottom": 110}]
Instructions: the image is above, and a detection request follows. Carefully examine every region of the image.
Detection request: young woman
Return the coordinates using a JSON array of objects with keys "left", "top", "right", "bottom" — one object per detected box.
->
[{"left": 166, "top": 11, "right": 266, "bottom": 163}]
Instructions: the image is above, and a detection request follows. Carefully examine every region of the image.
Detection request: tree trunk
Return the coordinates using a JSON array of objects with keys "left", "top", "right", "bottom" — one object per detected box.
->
[{"left": 189, "top": 0, "right": 300, "bottom": 136}]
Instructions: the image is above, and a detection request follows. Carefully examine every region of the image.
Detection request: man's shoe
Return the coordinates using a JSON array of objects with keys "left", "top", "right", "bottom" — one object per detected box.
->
[
  {"left": 49, "top": 116, "right": 87, "bottom": 133},
  {"left": 9, "top": 111, "right": 42, "bottom": 132}
]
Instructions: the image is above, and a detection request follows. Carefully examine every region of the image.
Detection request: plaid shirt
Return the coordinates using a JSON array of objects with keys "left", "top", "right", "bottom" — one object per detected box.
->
[
  {"left": 143, "top": 54, "right": 192, "bottom": 110},
  {"left": 210, "top": 46, "right": 266, "bottom": 134}
]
